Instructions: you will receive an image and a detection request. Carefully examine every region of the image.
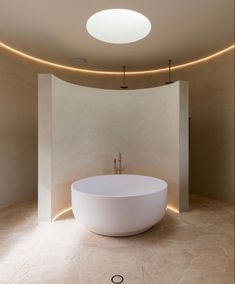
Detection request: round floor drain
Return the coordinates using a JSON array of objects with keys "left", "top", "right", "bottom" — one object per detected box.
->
[{"left": 111, "top": 274, "right": 124, "bottom": 283}]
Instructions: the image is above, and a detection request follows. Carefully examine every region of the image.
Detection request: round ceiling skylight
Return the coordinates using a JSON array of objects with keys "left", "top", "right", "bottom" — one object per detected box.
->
[{"left": 86, "top": 9, "right": 151, "bottom": 44}]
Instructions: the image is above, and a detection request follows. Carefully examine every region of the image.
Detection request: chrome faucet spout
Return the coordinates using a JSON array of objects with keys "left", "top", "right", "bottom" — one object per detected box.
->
[{"left": 114, "top": 152, "right": 124, "bottom": 174}]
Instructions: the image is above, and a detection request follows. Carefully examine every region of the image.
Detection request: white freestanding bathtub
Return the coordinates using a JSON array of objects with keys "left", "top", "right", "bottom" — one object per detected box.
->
[{"left": 71, "top": 175, "right": 167, "bottom": 236}]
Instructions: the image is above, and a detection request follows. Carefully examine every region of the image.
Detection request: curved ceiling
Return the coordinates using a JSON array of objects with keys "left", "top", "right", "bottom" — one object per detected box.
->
[{"left": 0, "top": 0, "right": 234, "bottom": 72}]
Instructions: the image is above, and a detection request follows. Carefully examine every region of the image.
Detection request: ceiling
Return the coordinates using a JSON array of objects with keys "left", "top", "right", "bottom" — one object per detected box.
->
[{"left": 0, "top": 0, "right": 234, "bottom": 72}]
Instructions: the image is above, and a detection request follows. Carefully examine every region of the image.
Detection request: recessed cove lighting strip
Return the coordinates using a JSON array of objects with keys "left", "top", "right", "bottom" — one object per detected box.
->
[
  {"left": 0, "top": 41, "right": 234, "bottom": 75},
  {"left": 52, "top": 205, "right": 179, "bottom": 221},
  {"left": 167, "top": 206, "right": 180, "bottom": 213},
  {"left": 52, "top": 206, "right": 72, "bottom": 221}
]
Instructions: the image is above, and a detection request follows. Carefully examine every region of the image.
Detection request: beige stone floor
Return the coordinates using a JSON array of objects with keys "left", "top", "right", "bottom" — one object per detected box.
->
[{"left": 0, "top": 194, "right": 234, "bottom": 284}]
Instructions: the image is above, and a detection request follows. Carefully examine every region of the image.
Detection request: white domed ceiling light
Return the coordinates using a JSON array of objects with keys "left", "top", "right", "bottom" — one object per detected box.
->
[{"left": 86, "top": 9, "right": 151, "bottom": 44}]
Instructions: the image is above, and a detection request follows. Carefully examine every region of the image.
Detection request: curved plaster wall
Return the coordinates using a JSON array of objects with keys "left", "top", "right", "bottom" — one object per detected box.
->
[
  {"left": 0, "top": 46, "right": 233, "bottom": 210},
  {"left": 38, "top": 75, "right": 188, "bottom": 221}
]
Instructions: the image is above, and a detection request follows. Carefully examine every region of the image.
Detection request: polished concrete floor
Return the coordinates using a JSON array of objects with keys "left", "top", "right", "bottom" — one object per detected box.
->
[{"left": 0, "top": 194, "right": 234, "bottom": 284}]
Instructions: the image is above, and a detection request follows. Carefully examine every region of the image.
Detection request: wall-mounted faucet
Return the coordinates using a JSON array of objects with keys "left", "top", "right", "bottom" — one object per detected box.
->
[{"left": 114, "top": 152, "right": 124, "bottom": 174}]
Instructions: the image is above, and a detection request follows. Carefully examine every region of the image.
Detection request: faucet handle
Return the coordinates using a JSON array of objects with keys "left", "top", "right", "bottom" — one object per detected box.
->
[{"left": 114, "top": 158, "right": 117, "bottom": 173}]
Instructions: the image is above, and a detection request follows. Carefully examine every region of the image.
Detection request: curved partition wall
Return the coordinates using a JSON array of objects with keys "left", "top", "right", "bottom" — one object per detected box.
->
[{"left": 38, "top": 75, "right": 188, "bottom": 221}]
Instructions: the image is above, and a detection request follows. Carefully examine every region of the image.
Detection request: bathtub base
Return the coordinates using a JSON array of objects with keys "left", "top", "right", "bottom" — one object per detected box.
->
[{"left": 86, "top": 226, "right": 153, "bottom": 237}]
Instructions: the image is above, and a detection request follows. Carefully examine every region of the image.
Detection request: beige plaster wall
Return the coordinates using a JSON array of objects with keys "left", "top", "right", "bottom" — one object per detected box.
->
[
  {"left": 0, "top": 49, "right": 38, "bottom": 208},
  {"left": 38, "top": 75, "right": 188, "bottom": 220},
  {"left": 0, "top": 46, "right": 234, "bottom": 208},
  {"left": 173, "top": 52, "right": 234, "bottom": 204}
]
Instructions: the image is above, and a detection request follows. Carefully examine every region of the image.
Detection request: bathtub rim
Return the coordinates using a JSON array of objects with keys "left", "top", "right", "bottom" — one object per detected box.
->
[{"left": 71, "top": 174, "right": 168, "bottom": 199}]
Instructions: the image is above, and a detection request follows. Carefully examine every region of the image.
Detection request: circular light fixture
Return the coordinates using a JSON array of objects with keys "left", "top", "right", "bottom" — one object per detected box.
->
[
  {"left": 86, "top": 9, "right": 151, "bottom": 44},
  {"left": 70, "top": 57, "right": 88, "bottom": 65}
]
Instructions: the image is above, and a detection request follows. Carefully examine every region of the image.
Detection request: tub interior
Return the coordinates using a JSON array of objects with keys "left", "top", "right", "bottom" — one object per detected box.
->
[{"left": 72, "top": 175, "right": 167, "bottom": 197}]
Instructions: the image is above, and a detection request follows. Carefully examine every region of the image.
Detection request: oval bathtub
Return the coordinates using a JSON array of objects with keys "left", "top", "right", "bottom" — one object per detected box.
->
[{"left": 71, "top": 175, "right": 167, "bottom": 236}]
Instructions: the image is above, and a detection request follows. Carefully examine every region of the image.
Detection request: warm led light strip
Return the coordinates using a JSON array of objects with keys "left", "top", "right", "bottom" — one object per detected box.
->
[
  {"left": 52, "top": 206, "right": 72, "bottom": 221},
  {"left": 0, "top": 41, "right": 234, "bottom": 75},
  {"left": 52, "top": 205, "right": 179, "bottom": 221},
  {"left": 166, "top": 206, "right": 180, "bottom": 213}
]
